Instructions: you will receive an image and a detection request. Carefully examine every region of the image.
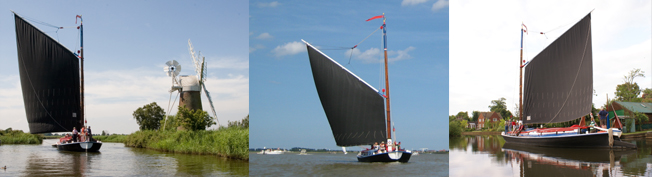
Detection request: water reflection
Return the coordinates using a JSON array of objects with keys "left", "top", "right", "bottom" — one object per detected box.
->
[
  {"left": 450, "top": 135, "right": 652, "bottom": 176},
  {"left": 0, "top": 141, "right": 248, "bottom": 176}
]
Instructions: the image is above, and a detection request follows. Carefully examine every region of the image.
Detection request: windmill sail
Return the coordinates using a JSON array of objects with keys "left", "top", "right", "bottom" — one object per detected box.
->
[
  {"left": 304, "top": 40, "right": 386, "bottom": 146},
  {"left": 523, "top": 13, "right": 593, "bottom": 124},
  {"left": 14, "top": 13, "right": 82, "bottom": 133}
]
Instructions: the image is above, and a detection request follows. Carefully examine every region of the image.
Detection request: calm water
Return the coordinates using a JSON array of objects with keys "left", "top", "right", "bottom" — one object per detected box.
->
[
  {"left": 250, "top": 152, "right": 448, "bottom": 176},
  {"left": 0, "top": 139, "right": 248, "bottom": 176},
  {"left": 450, "top": 135, "right": 652, "bottom": 177}
]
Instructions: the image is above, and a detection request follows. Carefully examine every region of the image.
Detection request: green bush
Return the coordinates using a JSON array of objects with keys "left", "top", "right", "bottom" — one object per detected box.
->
[
  {"left": 449, "top": 121, "right": 461, "bottom": 137},
  {"left": 177, "top": 106, "right": 215, "bottom": 131},
  {"left": 0, "top": 128, "right": 43, "bottom": 144}
]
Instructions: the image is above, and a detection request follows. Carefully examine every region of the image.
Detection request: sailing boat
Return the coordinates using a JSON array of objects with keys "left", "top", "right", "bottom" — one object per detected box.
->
[
  {"left": 13, "top": 12, "right": 102, "bottom": 152},
  {"left": 304, "top": 14, "right": 412, "bottom": 162},
  {"left": 501, "top": 12, "right": 635, "bottom": 149}
]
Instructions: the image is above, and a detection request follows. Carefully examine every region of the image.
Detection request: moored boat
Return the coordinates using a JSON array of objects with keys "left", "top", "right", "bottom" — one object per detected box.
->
[{"left": 502, "top": 12, "right": 635, "bottom": 149}]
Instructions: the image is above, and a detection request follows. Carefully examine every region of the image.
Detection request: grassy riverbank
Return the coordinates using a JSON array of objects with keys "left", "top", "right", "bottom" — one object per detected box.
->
[
  {"left": 124, "top": 127, "right": 248, "bottom": 160},
  {"left": 94, "top": 134, "right": 129, "bottom": 143},
  {"left": 0, "top": 128, "right": 43, "bottom": 144}
]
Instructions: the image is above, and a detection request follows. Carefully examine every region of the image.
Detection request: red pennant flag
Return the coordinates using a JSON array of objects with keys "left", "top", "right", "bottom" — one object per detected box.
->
[{"left": 366, "top": 15, "right": 384, "bottom": 21}]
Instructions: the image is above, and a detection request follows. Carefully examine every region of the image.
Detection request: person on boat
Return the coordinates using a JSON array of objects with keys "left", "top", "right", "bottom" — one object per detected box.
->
[
  {"left": 380, "top": 141, "right": 386, "bottom": 153},
  {"left": 72, "top": 127, "right": 78, "bottom": 142},
  {"left": 511, "top": 120, "right": 516, "bottom": 132},
  {"left": 81, "top": 126, "right": 87, "bottom": 142},
  {"left": 599, "top": 108, "right": 608, "bottom": 128},
  {"left": 87, "top": 126, "right": 93, "bottom": 142},
  {"left": 397, "top": 142, "right": 401, "bottom": 151},
  {"left": 505, "top": 120, "right": 510, "bottom": 134}
]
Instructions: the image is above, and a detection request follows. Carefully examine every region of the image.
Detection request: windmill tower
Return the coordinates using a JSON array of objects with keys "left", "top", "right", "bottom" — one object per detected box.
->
[{"left": 162, "top": 40, "right": 219, "bottom": 128}]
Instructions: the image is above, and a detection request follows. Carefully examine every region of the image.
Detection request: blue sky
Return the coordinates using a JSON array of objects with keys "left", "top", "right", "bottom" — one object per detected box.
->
[
  {"left": 0, "top": 1, "right": 249, "bottom": 134},
  {"left": 250, "top": 0, "right": 449, "bottom": 151},
  {"left": 450, "top": 1, "right": 651, "bottom": 118}
]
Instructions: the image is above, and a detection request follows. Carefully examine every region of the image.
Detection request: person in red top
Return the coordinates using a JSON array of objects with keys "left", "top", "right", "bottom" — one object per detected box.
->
[{"left": 511, "top": 120, "right": 516, "bottom": 132}]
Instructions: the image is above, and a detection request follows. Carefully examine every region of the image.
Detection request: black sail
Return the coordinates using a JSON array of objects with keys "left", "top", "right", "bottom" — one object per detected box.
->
[
  {"left": 523, "top": 13, "right": 593, "bottom": 124},
  {"left": 14, "top": 14, "right": 82, "bottom": 133},
  {"left": 304, "top": 40, "right": 386, "bottom": 146}
]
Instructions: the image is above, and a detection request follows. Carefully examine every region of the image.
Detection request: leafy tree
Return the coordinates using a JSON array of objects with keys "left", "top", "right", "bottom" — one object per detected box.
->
[
  {"left": 177, "top": 106, "right": 215, "bottom": 131},
  {"left": 449, "top": 120, "right": 461, "bottom": 137},
  {"left": 133, "top": 102, "right": 165, "bottom": 130},
  {"left": 489, "top": 97, "right": 513, "bottom": 119},
  {"left": 615, "top": 82, "right": 642, "bottom": 102},
  {"left": 456, "top": 111, "right": 470, "bottom": 121},
  {"left": 616, "top": 68, "right": 645, "bottom": 101},
  {"left": 641, "top": 88, "right": 652, "bottom": 103},
  {"left": 471, "top": 111, "right": 479, "bottom": 122}
]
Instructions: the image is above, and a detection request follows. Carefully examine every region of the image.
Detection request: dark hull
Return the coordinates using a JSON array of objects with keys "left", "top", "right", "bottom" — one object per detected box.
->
[
  {"left": 357, "top": 151, "right": 412, "bottom": 162},
  {"left": 502, "top": 133, "right": 636, "bottom": 149},
  {"left": 56, "top": 142, "right": 102, "bottom": 152}
]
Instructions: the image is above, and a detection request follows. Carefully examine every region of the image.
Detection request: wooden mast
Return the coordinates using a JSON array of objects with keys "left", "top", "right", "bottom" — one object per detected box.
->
[
  {"left": 382, "top": 14, "right": 392, "bottom": 140},
  {"left": 519, "top": 23, "right": 524, "bottom": 121},
  {"left": 77, "top": 15, "right": 85, "bottom": 128}
]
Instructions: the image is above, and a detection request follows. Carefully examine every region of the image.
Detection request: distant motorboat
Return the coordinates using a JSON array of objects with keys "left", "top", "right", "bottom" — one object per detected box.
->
[
  {"left": 258, "top": 148, "right": 284, "bottom": 155},
  {"left": 298, "top": 149, "right": 309, "bottom": 155}
]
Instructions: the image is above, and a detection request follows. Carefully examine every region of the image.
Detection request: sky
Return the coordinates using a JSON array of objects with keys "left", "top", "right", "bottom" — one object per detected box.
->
[
  {"left": 250, "top": 0, "right": 449, "bottom": 151},
  {"left": 0, "top": 1, "right": 249, "bottom": 134},
  {"left": 450, "top": 0, "right": 652, "bottom": 118}
]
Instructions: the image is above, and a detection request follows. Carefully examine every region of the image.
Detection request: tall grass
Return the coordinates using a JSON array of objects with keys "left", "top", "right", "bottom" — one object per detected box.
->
[
  {"left": 124, "top": 127, "right": 248, "bottom": 160},
  {"left": 93, "top": 134, "right": 129, "bottom": 143},
  {"left": 0, "top": 129, "right": 43, "bottom": 144}
]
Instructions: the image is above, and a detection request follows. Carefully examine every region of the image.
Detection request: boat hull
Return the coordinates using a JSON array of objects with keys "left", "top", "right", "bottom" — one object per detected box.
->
[
  {"left": 357, "top": 151, "right": 412, "bottom": 162},
  {"left": 502, "top": 132, "right": 636, "bottom": 149},
  {"left": 56, "top": 142, "right": 102, "bottom": 152}
]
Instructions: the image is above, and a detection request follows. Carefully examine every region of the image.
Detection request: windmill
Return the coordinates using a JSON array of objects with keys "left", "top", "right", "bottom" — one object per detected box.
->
[
  {"left": 187, "top": 39, "right": 219, "bottom": 127},
  {"left": 161, "top": 40, "right": 219, "bottom": 129}
]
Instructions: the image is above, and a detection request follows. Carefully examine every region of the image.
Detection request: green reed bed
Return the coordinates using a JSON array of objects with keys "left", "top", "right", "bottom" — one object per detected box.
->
[
  {"left": 0, "top": 129, "right": 43, "bottom": 144},
  {"left": 124, "top": 127, "right": 249, "bottom": 160},
  {"left": 93, "top": 134, "right": 129, "bottom": 143}
]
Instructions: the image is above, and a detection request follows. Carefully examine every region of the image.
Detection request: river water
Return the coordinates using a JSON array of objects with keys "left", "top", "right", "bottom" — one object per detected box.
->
[
  {"left": 0, "top": 139, "right": 248, "bottom": 176},
  {"left": 250, "top": 151, "right": 448, "bottom": 176},
  {"left": 450, "top": 135, "right": 652, "bottom": 177}
]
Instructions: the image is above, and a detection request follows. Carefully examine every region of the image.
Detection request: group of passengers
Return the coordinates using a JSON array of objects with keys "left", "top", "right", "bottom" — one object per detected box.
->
[
  {"left": 61, "top": 126, "right": 94, "bottom": 143},
  {"left": 366, "top": 140, "right": 402, "bottom": 154}
]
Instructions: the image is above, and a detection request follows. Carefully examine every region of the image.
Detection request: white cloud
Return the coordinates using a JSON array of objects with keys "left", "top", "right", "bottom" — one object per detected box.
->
[
  {"left": 432, "top": 0, "right": 449, "bottom": 11},
  {"left": 258, "top": 1, "right": 280, "bottom": 8},
  {"left": 402, "top": 0, "right": 428, "bottom": 6},
  {"left": 389, "top": 46, "right": 416, "bottom": 62},
  {"left": 449, "top": 0, "right": 651, "bottom": 116},
  {"left": 272, "top": 41, "right": 305, "bottom": 57},
  {"left": 256, "top": 32, "right": 274, "bottom": 40},
  {"left": 249, "top": 44, "right": 265, "bottom": 53},
  {"left": 345, "top": 46, "right": 416, "bottom": 63}
]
